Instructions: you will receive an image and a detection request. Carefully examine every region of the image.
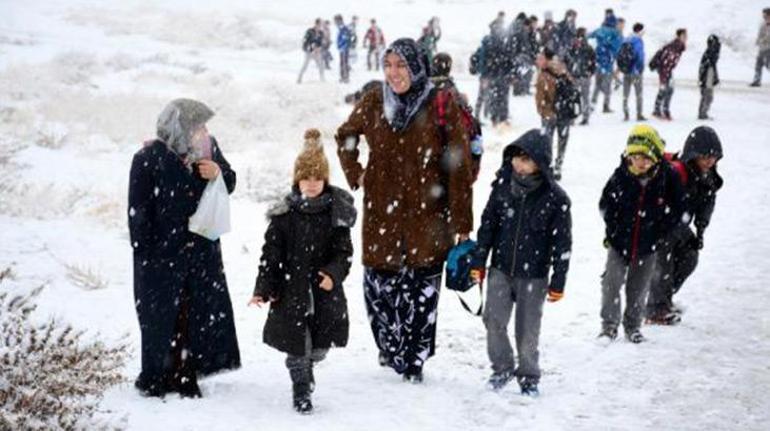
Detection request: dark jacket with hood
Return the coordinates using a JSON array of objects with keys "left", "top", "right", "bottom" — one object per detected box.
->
[
  {"left": 679, "top": 126, "right": 724, "bottom": 239},
  {"left": 473, "top": 129, "right": 572, "bottom": 293},
  {"left": 565, "top": 37, "right": 597, "bottom": 79},
  {"left": 599, "top": 155, "right": 686, "bottom": 263},
  {"left": 254, "top": 185, "right": 356, "bottom": 356},
  {"left": 698, "top": 35, "right": 721, "bottom": 89}
]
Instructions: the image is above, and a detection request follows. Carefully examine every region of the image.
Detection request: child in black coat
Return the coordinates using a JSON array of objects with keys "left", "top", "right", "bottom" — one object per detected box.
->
[
  {"left": 471, "top": 129, "right": 572, "bottom": 396},
  {"left": 647, "top": 126, "right": 724, "bottom": 323},
  {"left": 598, "top": 125, "right": 685, "bottom": 343},
  {"left": 250, "top": 129, "right": 356, "bottom": 414},
  {"left": 698, "top": 35, "right": 721, "bottom": 120}
]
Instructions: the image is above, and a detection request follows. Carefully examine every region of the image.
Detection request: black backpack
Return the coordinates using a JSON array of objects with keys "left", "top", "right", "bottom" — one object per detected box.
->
[
  {"left": 616, "top": 41, "right": 636, "bottom": 74},
  {"left": 550, "top": 72, "right": 582, "bottom": 120}
]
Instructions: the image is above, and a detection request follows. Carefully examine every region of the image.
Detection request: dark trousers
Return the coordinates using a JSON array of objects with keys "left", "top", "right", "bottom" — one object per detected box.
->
[
  {"left": 488, "top": 76, "right": 511, "bottom": 124},
  {"left": 698, "top": 88, "right": 714, "bottom": 118},
  {"left": 475, "top": 78, "right": 491, "bottom": 119},
  {"left": 654, "top": 78, "right": 675, "bottom": 115},
  {"left": 542, "top": 117, "right": 570, "bottom": 175},
  {"left": 647, "top": 226, "right": 699, "bottom": 316},
  {"left": 754, "top": 49, "right": 770, "bottom": 83},
  {"left": 623, "top": 73, "right": 644, "bottom": 118},
  {"left": 339, "top": 49, "right": 350, "bottom": 83}
]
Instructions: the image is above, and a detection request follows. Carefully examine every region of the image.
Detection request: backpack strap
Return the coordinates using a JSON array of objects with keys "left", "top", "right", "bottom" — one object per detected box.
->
[
  {"left": 664, "top": 152, "right": 688, "bottom": 185},
  {"left": 454, "top": 285, "right": 483, "bottom": 316}
]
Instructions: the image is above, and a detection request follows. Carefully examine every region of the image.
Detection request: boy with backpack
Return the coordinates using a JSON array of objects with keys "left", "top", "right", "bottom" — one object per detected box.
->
[
  {"left": 431, "top": 52, "right": 484, "bottom": 181},
  {"left": 470, "top": 129, "right": 572, "bottom": 397},
  {"left": 617, "top": 23, "right": 647, "bottom": 122},
  {"left": 650, "top": 29, "right": 687, "bottom": 120},
  {"left": 250, "top": 129, "right": 356, "bottom": 414},
  {"left": 698, "top": 35, "right": 721, "bottom": 120},
  {"left": 535, "top": 48, "right": 579, "bottom": 180},
  {"left": 564, "top": 27, "right": 597, "bottom": 125},
  {"left": 646, "top": 126, "right": 724, "bottom": 324},
  {"left": 598, "top": 125, "right": 685, "bottom": 343}
]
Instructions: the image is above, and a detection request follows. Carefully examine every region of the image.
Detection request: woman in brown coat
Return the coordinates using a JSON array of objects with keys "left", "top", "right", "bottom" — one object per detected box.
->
[{"left": 336, "top": 38, "right": 474, "bottom": 382}]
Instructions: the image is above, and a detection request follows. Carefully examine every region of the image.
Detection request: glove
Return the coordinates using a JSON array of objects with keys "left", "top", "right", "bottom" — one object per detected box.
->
[
  {"left": 470, "top": 268, "right": 486, "bottom": 285},
  {"left": 547, "top": 288, "right": 564, "bottom": 303},
  {"left": 690, "top": 234, "right": 704, "bottom": 250}
]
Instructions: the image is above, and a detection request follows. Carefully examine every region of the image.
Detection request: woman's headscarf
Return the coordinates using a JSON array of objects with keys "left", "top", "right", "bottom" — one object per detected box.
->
[
  {"left": 382, "top": 38, "right": 434, "bottom": 131},
  {"left": 156, "top": 98, "right": 214, "bottom": 165}
]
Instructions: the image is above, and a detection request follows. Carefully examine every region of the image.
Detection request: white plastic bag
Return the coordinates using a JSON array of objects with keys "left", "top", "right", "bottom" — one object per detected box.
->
[{"left": 188, "top": 174, "right": 231, "bottom": 241}]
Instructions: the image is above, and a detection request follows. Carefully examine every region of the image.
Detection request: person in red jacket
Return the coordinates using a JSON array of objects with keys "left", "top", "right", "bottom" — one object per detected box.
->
[
  {"left": 651, "top": 29, "right": 687, "bottom": 120},
  {"left": 363, "top": 19, "right": 386, "bottom": 71}
]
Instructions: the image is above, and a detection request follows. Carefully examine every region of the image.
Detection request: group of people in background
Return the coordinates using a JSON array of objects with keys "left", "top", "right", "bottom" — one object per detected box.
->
[{"left": 126, "top": 4, "right": 762, "bottom": 417}]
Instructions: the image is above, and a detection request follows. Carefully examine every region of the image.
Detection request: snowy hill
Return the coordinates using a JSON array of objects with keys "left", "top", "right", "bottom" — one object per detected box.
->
[{"left": 1, "top": 0, "right": 769, "bottom": 430}]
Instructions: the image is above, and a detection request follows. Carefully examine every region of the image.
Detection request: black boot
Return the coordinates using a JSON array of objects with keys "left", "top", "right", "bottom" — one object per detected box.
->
[
  {"left": 403, "top": 365, "right": 424, "bottom": 384},
  {"left": 290, "top": 367, "right": 314, "bottom": 414}
]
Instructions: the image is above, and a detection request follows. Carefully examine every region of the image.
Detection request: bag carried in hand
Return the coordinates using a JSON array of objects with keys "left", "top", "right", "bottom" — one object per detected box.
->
[
  {"left": 189, "top": 174, "right": 231, "bottom": 241},
  {"left": 445, "top": 239, "right": 484, "bottom": 316}
]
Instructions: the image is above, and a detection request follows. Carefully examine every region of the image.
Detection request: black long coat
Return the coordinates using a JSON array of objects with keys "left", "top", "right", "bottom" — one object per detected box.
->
[
  {"left": 254, "top": 186, "right": 356, "bottom": 357},
  {"left": 128, "top": 138, "right": 241, "bottom": 386}
]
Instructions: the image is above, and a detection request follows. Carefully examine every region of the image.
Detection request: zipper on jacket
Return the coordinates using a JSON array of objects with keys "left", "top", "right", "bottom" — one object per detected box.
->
[
  {"left": 630, "top": 184, "right": 647, "bottom": 264},
  {"left": 510, "top": 195, "right": 527, "bottom": 277}
]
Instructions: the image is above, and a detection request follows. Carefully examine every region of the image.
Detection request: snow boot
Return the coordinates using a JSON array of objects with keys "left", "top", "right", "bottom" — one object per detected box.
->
[
  {"left": 487, "top": 370, "right": 515, "bottom": 391},
  {"left": 378, "top": 351, "right": 389, "bottom": 367},
  {"left": 519, "top": 378, "right": 539, "bottom": 397},
  {"left": 625, "top": 329, "right": 646, "bottom": 344},
  {"left": 290, "top": 367, "right": 314, "bottom": 414},
  {"left": 597, "top": 327, "right": 618, "bottom": 342},
  {"left": 403, "top": 366, "right": 424, "bottom": 384}
]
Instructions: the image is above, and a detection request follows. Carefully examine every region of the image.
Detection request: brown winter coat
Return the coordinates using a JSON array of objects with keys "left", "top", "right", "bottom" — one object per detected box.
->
[
  {"left": 336, "top": 87, "right": 474, "bottom": 271},
  {"left": 535, "top": 61, "right": 568, "bottom": 120}
]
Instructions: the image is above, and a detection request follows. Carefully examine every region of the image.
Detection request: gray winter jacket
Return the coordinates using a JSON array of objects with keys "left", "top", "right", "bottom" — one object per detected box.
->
[{"left": 758, "top": 23, "right": 770, "bottom": 51}]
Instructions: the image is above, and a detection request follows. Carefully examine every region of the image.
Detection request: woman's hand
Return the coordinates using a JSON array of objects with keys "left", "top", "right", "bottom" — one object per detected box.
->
[
  {"left": 318, "top": 271, "right": 334, "bottom": 291},
  {"left": 197, "top": 159, "right": 220, "bottom": 180},
  {"left": 248, "top": 295, "right": 272, "bottom": 308}
]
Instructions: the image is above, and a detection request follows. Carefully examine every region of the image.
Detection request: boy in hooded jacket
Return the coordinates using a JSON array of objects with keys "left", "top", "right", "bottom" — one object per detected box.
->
[
  {"left": 698, "top": 35, "right": 721, "bottom": 120},
  {"left": 471, "top": 129, "right": 572, "bottom": 396},
  {"left": 647, "top": 126, "right": 724, "bottom": 324}
]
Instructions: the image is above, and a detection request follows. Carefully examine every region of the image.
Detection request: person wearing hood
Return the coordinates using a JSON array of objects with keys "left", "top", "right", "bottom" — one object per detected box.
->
[
  {"left": 647, "top": 126, "right": 724, "bottom": 324},
  {"left": 598, "top": 125, "right": 686, "bottom": 344},
  {"left": 698, "top": 35, "right": 721, "bottom": 120},
  {"left": 535, "top": 48, "right": 572, "bottom": 180},
  {"left": 470, "top": 129, "right": 572, "bottom": 396},
  {"left": 651, "top": 29, "right": 687, "bottom": 120},
  {"left": 335, "top": 38, "right": 474, "bottom": 383},
  {"left": 128, "top": 98, "right": 241, "bottom": 398},
  {"left": 250, "top": 129, "right": 355, "bottom": 414},
  {"left": 750, "top": 8, "right": 770, "bottom": 87},
  {"left": 589, "top": 13, "right": 623, "bottom": 113},
  {"left": 564, "top": 27, "right": 597, "bottom": 125}
]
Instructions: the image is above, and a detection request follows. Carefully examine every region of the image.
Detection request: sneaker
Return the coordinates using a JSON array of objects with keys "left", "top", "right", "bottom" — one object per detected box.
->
[
  {"left": 403, "top": 371, "right": 424, "bottom": 384},
  {"left": 663, "top": 112, "right": 673, "bottom": 121},
  {"left": 293, "top": 396, "right": 313, "bottom": 414},
  {"left": 519, "top": 380, "right": 540, "bottom": 397},
  {"left": 646, "top": 311, "right": 682, "bottom": 326},
  {"left": 487, "top": 370, "right": 515, "bottom": 391},
  {"left": 636, "top": 114, "right": 648, "bottom": 121},
  {"left": 651, "top": 111, "right": 665, "bottom": 120},
  {"left": 626, "top": 330, "right": 646, "bottom": 344},
  {"left": 603, "top": 106, "right": 614, "bottom": 114},
  {"left": 597, "top": 327, "right": 618, "bottom": 341},
  {"left": 749, "top": 81, "right": 760, "bottom": 87}
]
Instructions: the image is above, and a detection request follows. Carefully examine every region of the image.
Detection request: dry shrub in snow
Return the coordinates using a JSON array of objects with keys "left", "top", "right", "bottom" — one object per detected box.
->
[{"left": 0, "top": 270, "right": 129, "bottom": 430}]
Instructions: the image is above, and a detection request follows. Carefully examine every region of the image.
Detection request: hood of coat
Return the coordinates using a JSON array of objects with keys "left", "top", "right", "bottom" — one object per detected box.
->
[
  {"left": 681, "top": 125, "right": 723, "bottom": 163},
  {"left": 497, "top": 129, "right": 553, "bottom": 184},
  {"left": 267, "top": 184, "right": 357, "bottom": 228}
]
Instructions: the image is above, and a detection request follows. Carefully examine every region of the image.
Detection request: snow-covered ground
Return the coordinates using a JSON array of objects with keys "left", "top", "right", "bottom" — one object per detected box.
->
[{"left": 1, "top": 0, "right": 769, "bottom": 430}]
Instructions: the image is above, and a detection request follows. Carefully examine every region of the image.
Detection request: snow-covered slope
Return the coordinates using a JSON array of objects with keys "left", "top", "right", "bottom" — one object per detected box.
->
[{"left": 1, "top": 1, "right": 769, "bottom": 430}]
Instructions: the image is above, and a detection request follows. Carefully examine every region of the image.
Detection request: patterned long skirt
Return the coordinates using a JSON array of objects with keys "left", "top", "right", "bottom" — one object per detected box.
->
[{"left": 363, "top": 265, "right": 443, "bottom": 374}]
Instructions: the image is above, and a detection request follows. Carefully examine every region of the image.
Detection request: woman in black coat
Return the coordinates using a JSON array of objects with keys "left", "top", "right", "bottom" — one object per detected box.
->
[{"left": 128, "top": 98, "right": 241, "bottom": 398}]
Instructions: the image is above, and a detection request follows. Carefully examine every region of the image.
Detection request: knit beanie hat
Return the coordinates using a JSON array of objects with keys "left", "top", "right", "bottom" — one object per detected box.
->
[
  {"left": 625, "top": 124, "right": 665, "bottom": 163},
  {"left": 293, "top": 128, "right": 330, "bottom": 184}
]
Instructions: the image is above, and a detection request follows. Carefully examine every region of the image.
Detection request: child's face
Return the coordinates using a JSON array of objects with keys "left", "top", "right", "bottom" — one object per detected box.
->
[
  {"left": 694, "top": 155, "right": 718, "bottom": 173},
  {"left": 628, "top": 154, "right": 654, "bottom": 174},
  {"left": 299, "top": 177, "right": 325, "bottom": 198},
  {"left": 512, "top": 154, "right": 540, "bottom": 176}
]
